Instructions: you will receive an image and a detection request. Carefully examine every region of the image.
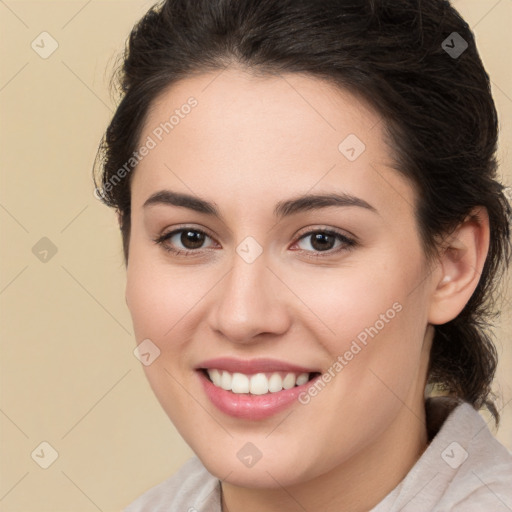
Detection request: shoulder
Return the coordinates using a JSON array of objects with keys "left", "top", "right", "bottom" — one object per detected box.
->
[
  {"left": 435, "top": 403, "right": 512, "bottom": 511},
  {"left": 373, "top": 399, "right": 512, "bottom": 512},
  {"left": 123, "top": 456, "right": 220, "bottom": 512}
]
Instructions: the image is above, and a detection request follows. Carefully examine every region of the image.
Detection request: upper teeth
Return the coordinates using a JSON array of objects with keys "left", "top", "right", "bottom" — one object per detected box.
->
[{"left": 207, "top": 369, "right": 310, "bottom": 395}]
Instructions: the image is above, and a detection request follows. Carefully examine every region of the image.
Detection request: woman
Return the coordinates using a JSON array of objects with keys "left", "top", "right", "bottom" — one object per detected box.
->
[{"left": 94, "top": 0, "right": 512, "bottom": 510}]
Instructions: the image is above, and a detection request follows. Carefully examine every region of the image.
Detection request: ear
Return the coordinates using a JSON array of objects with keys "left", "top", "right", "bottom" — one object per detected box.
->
[{"left": 428, "top": 207, "right": 490, "bottom": 325}]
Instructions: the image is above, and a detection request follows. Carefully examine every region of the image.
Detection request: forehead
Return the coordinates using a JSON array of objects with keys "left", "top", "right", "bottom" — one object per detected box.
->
[
  {"left": 141, "top": 67, "right": 382, "bottom": 157},
  {"left": 131, "top": 67, "right": 415, "bottom": 219}
]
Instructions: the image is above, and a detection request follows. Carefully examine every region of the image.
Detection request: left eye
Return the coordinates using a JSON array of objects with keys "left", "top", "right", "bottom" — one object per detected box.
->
[{"left": 294, "top": 230, "right": 355, "bottom": 253}]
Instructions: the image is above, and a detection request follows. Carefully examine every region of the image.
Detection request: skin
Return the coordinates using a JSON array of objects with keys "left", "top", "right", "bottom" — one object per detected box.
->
[{"left": 124, "top": 67, "right": 489, "bottom": 511}]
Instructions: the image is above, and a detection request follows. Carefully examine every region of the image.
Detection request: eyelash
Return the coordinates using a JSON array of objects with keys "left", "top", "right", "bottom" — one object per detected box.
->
[{"left": 152, "top": 226, "right": 357, "bottom": 259}]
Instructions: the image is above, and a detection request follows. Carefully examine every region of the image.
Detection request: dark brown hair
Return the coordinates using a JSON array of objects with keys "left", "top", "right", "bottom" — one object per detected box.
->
[{"left": 94, "top": 0, "right": 511, "bottom": 422}]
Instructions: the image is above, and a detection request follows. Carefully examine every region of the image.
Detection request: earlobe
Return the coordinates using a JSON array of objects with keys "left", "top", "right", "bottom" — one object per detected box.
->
[{"left": 428, "top": 207, "right": 490, "bottom": 325}]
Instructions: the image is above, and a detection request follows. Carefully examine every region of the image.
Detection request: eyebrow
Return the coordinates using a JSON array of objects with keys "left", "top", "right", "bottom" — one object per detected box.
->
[{"left": 143, "top": 189, "right": 378, "bottom": 219}]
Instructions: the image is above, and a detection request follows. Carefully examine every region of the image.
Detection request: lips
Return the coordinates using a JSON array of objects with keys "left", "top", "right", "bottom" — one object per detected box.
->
[{"left": 196, "top": 357, "right": 321, "bottom": 420}]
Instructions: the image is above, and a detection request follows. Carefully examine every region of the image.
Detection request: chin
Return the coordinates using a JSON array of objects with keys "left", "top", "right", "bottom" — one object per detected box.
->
[
  {"left": 200, "top": 452, "right": 312, "bottom": 489},
  {"left": 183, "top": 429, "right": 323, "bottom": 489}
]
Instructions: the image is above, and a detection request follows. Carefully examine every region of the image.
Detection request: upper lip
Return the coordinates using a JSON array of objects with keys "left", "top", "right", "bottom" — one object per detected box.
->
[{"left": 196, "top": 357, "right": 318, "bottom": 374}]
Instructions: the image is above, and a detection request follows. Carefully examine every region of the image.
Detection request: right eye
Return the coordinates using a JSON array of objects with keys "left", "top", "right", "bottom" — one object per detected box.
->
[{"left": 153, "top": 227, "right": 217, "bottom": 256}]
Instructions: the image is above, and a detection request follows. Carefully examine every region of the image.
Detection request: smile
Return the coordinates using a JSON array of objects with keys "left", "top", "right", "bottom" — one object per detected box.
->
[{"left": 196, "top": 358, "right": 321, "bottom": 420}]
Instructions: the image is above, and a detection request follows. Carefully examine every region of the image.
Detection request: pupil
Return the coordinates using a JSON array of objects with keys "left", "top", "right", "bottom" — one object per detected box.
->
[
  {"left": 311, "top": 233, "right": 334, "bottom": 251},
  {"left": 181, "top": 230, "right": 205, "bottom": 249}
]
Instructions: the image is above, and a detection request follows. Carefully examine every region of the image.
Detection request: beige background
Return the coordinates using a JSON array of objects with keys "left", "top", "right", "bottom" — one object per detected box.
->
[{"left": 0, "top": 1, "right": 511, "bottom": 511}]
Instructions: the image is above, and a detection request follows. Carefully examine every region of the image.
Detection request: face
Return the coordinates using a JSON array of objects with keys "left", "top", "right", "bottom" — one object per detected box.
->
[{"left": 125, "top": 67, "right": 435, "bottom": 489}]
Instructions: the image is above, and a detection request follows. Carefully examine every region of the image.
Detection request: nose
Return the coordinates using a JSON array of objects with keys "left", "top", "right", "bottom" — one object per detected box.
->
[{"left": 207, "top": 252, "right": 292, "bottom": 344}]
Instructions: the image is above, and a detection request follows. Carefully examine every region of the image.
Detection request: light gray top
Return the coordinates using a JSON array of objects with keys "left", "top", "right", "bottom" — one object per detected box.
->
[{"left": 124, "top": 400, "right": 512, "bottom": 511}]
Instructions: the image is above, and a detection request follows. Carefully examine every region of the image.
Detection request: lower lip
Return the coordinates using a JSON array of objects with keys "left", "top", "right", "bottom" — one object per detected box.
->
[{"left": 197, "top": 370, "right": 319, "bottom": 420}]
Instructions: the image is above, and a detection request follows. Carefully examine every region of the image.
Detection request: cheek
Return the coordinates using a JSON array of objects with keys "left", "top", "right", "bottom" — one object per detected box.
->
[
  {"left": 126, "top": 251, "right": 204, "bottom": 341},
  {"left": 125, "top": 265, "right": 168, "bottom": 339},
  {"left": 125, "top": 257, "right": 201, "bottom": 419},
  {"left": 287, "top": 246, "right": 430, "bottom": 398},
  {"left": 283, "top": 256, "right": 419, "bottom": 349}
]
